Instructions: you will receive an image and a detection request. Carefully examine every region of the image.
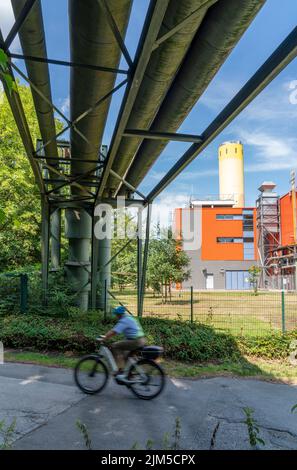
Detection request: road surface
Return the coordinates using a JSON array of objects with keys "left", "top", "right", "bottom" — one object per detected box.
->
[{"left": 0, "top": 362, "right": 297, "bottom": 450}]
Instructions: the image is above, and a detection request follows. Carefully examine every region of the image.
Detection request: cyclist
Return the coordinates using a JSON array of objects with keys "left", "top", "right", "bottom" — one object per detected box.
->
[{"left": 101, "top": 306, "right": 146, "bottom": 381}]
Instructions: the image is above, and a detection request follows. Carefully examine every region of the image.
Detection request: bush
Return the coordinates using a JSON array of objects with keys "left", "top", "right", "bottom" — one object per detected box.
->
[{"left": 1, "top": 314, "right": 296, "bottom": 362}]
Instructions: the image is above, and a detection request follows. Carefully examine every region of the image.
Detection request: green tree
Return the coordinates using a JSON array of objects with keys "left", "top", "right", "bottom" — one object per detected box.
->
[
  {"left": 111, "top": 213, "right": 137, "bottom": 289},
  {"left": 0, "top": 82, "right": 43, "bottom": 270},
  {"left": 147, "top": 229, "right": 191, "bottom": 302},
  {"left": 248, "top": 265, "right": 261, "bottom": 294}
]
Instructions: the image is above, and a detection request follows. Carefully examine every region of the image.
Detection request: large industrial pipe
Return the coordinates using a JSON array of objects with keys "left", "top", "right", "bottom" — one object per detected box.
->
[
  {"left": 119, "top": 0, "right": 265, "bottom": 193},
  {"left": 106, "top": 0, "right": 218, "bottom": 192},
  {"left": 11, "top": 0, "right": 58, "bottom": 165},
  {"left": 67, "top": 0, "right": 132, "bottom": 310},
  {"left": 11, "top": 0, "right": 61, "bottom": 268},
  {"left": 69, "top": 0, "right": 132, "bottom": 182}
]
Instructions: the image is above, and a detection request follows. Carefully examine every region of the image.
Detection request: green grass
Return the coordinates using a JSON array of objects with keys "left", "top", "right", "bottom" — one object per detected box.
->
[
  {"left": 4, "top": 350, "right": 297, "bottom": 383},
  {"left": 111, "top": 288, "right": 297, "bottom": 336}
]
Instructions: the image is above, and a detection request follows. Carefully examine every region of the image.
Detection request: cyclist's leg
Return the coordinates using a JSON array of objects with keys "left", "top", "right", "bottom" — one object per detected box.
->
[{"left": 111, "top": 338, "right": 146, "bottom": 372}]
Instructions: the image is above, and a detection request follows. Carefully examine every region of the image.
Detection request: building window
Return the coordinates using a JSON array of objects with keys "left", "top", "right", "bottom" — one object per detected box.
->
[
  {"left": 217, "top": 237, "right": 243, "bottom": 243},
  {"left": 243, "top": 211, "right": 255, "bottom": 260},
  {"left": 216, "top": 214, "right": 243, "bottom": 220}
]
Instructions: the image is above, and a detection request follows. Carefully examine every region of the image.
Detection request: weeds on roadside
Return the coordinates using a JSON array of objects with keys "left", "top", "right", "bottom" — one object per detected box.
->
[
  {"left": 131, "top": 417, "right": 182, "bottom": 450},
  {"left": 76, "top": 420, "right": 92, "bottom": 450},
  {"left": 243, "top": 407, "right": 265, "bottom": 449},
  {"left": 0, "top": 419, "right": 16, "bottom": 450}
]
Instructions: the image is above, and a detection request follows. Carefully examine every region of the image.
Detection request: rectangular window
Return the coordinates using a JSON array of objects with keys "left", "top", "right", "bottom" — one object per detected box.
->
[
  {"left": 217, "top": 237, "right": 243, "bottom": 243},
  {"left": 216, "top": 214, "right": 243, "bottom": 220}
]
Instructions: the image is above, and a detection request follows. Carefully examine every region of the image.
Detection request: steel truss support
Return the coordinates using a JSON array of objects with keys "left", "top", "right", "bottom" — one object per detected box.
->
[
  {"left": 0, "top": 30, "right": 45, "bottom": 195},
  {"left": 123, "top": 129, "right": 203, "bottom": 143},
  {"left": 8, "top": 52, "right": 129, "bottom": 75},
  {"left": 96, "top": 0, "right": 170, "bottom": 199},
  {"left": 139, "top": 204, "right": 152, "bottom": 318},
  {"left": 4, "top": 0, "right": 37, "bottom": 50},
  {"left": 152, "top": 0, "right": 217, "bottom": 51},
  {"left": 97, "top": 0, "right": 133, "bottom": 69},
  {"left": 109, "top": 169, "right": 146, "bottom": 200}
]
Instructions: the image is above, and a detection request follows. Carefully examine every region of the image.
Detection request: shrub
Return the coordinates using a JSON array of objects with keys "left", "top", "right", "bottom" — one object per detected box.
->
[{"left": 1, "top": 314, "right": 295, "bottom": 362}]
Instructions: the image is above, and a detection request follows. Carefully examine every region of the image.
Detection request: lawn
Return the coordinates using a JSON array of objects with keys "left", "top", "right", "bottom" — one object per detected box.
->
[{"left": 112, "top": 288, "right": 297, "bottom": 336}]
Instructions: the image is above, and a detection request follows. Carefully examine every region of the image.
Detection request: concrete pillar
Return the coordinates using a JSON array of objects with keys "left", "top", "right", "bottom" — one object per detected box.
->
[
  {"left": 50, "top": 208, "right": 61, "bottom": 269},
  {"left": 65, "top": 208, "right": 91, "bottom": 311}
]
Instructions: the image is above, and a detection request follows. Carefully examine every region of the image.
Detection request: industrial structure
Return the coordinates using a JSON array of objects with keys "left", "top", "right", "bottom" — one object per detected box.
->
[
  {"left": 176, "top": 141, "right": 257, "bottom": 290},
  {"left": 177, "top": 150, "right": 297, "bottom": 291},
  {"left": 260, "top": 177, "right": 297, "bottom": 290},
  {"left": 0, "top": 1, "right": 296, "bottom": 309},
  {"left": 218, "top": 141, "right": 245, "bottom": 208}
]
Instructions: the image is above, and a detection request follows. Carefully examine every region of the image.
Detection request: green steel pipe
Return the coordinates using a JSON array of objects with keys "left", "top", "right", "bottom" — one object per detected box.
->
[
  {"left": 67, "top": 0, "right": 131, "bottom": 310},
  {"left": 11, "top": 0, "right": 58, "bottom": 165},
  {"left": 120, "top": 0, "right": 265, "bottom": 192},
  {"left": 107, "top": 0, "right": 215, "bottom": 192},
  {"left": 65, "top": 208, "right": 92, "bottom": 311},
  {"left": 69, "top": 0, "right": 132, "bottom": 183}
]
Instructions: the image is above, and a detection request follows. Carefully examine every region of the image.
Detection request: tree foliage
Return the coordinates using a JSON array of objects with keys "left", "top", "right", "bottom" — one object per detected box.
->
[
  {"left": 111, "top": 213, "right": 137, "bottom": 289},
  {"left": 147, "top": 229, "right": 191, "bottom": 301},
  {"left": 0, "top": 82, "right": 41, "bottom": 270}
]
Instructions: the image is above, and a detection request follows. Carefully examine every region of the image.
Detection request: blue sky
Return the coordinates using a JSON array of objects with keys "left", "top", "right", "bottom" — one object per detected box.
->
[{"left": 1, "top": 0, "right": 297, "bottom": 215}]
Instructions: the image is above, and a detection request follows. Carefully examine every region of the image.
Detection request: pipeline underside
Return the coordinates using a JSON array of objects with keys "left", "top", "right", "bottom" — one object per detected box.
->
[{"left": 10, "top": 0, "right": 266, "bottom": 310}]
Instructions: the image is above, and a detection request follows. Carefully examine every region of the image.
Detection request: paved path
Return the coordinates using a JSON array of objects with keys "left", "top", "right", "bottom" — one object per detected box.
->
[{"left": 0, "top": 363, "right": 297, "bottom": 450}]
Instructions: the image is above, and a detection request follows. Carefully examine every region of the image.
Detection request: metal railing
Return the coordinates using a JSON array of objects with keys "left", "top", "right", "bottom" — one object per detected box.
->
[
  {"left": 0, "top": 272, "right": 28, "bottom": 314},
  {"left": 1, "top": 271, "right": 297, "bottom": 337},
  {"left": 111, "top": 286, "right": 297, "bottom": 336}
]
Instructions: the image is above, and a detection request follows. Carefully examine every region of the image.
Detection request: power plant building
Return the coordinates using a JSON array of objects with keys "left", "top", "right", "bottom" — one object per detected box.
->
[{"left": 175, "top": 143, "right": 297, "bottom": 290}]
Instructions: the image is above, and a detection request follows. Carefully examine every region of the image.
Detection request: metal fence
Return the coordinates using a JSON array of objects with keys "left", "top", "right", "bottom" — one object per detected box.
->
[
  {"left": 0, "top": 273, "right": 28, "bottom": 314},
  {"left": 1, "top": 271, "right": 297, "bottom": 336},
  {"left": 112, "top": 287, "right": 297, "bottom": 336}
]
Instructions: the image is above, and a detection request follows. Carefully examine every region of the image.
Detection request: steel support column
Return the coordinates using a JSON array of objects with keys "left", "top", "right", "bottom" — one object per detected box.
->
[
  {"left": 137, "top": 208, "right": 143, "bottom": 317},
  {"left": 90, "top": 214, "right": 99, "bottom": 310},
  {"left": 139, "top": 204, "right": 152, "bottom": 318},
  {"left": 50, "top": 208, "right": 61, "bottom": 269},
  {"left": 41, "top": 198, "right": 50, "bottom": 304},
  {"left": 65, "top": 208, "right": 92, "bottom": 311},
  {"left": 97, "top": 237, "right": 111, "bottom": 311}
]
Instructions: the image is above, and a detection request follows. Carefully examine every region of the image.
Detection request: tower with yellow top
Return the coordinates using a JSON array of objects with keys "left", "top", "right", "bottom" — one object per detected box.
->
[{"left": 218, "top": 141, "right": 245, "bottom": 208}]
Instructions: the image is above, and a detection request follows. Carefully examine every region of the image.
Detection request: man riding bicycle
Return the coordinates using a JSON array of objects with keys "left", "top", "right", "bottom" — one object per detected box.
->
[{"left": 101, "top": 306, "right": 146, "bottom": 382}]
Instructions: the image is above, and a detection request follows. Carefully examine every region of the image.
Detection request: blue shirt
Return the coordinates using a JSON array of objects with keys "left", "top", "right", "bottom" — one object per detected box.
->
[{"left": 112, "top": 314, "right": 144, "bottom": 339}]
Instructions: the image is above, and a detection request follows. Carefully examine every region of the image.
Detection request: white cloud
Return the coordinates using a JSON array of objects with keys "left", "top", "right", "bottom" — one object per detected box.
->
[
  {"left": 61, "top": 96, "right": 70, "bottom": 116},
  {"left": 0, "top": 0, "right": 21, "bottom": 52},
  {"left": 238, "top": 129, "right": 297, "bottom": 172},
  {"left": 199, "top": 79, "right": 241, "bottom": 112},
  {"left": 150, "top": 193, "right": 190, "bottom": 230}
]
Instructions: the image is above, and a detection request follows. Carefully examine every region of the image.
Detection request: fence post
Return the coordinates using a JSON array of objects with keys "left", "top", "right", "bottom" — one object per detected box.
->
[
  {"left": 104, "top": 279, "right": 107, "bottom": 322},
  {"left": 190, "top": 286, "right": 194, "bottom": 323},
  {"left": 20, "top": 274, "right": 28, "bottom": 314},
  {"left": 281, "top": 289, "right": 286, "bottom": 333}
]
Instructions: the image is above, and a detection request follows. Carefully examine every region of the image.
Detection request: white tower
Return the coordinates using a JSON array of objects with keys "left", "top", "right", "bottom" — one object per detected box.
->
[{"left": 218, "top": 141, "right": 245, "bottom": 208}]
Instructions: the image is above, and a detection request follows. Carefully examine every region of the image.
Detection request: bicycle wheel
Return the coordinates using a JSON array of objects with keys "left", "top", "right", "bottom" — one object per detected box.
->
[
  {"left": 74, "top": 354, "right": 109, "bottom": 395},
  {"left": 127, "top": 359, "right": 165, "bottom": 400}
]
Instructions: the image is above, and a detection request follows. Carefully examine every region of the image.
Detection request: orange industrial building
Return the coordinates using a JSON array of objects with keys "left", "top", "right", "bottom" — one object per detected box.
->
[{"left": 175, "top": 142, "right": 297, "bottom": 290}]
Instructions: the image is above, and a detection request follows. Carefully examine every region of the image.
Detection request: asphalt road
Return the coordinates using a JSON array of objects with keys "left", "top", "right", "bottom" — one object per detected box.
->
[{"left": 0, "top": 362, "right": 297, "bottom": 450}]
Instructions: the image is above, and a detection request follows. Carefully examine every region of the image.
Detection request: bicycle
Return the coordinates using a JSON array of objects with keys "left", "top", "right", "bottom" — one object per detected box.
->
[{"left": 74, "top": 336, "right": 166, "bottom": 400}]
